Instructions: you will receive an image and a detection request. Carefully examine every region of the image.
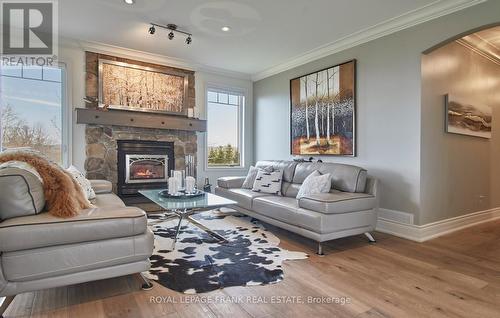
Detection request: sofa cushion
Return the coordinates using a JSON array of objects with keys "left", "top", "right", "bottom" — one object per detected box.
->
[
  {"left": 90, "top": 179, "right": 113, "bottom": 194},
  {"left": 252, "top": 169, "right": 283, "bottom": 195},
  {"left": 0, "top": 164, "right": 45, "bottom": 221},
  {"left": 282, "top": 182, "right": 301, "bottom": 198},
  {"left": 94, "top": 193, "right": 127, "bottom": 209},
  {"left": 298, "top": 191, "right": 376, "bottom": 214},
  {"left": 217, "top": 176, "right": 246, "bottom": 189},
  {"left": 215, "top": 187, "right": 270, "bottom": 210},
  {"left": 252, "top": 196, "right": 322, "bottom": 233},
  {"left": 293, "top": 162, "right": 367, "bottom": 193},
  {"left": 2, "top": 230, "right": 153, "bottom": 282},
  {"left": 255, "top": 160, "right": 297, "bottom": 183},
  {"left": 0, "top": 206, "right": 147, "bottom": 252}
]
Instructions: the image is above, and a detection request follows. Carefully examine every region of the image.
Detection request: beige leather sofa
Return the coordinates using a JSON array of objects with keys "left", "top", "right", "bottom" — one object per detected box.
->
[
  {"left": 0, "top": 180, "right": 154, "bottom": 302},
  {"left": 215, "top": 160, "right": 378, "bottom": 254}
]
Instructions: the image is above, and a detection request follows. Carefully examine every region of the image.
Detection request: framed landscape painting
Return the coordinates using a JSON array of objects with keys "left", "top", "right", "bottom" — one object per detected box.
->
[
  {"left": 290, "top": 60, "right": 356, "bottom": 156},
  {"left": 98, "top": 59, "right": 188, "bottom": 115},
  {"left": 445, "top": 94, "right": 492, "bottom": 139}
]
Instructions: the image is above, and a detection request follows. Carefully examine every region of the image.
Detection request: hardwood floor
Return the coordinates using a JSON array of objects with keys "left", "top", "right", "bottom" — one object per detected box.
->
[{"left": 3, "top": 219, "right": 500, "bottom": 318}]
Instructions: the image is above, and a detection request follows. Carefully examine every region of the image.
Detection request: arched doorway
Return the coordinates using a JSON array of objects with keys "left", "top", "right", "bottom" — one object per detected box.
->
[{"left": 420, "top": 24, "right": 500, "bottom": 224}]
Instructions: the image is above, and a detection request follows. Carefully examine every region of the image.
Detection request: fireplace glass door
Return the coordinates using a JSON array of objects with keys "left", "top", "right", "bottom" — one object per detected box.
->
[{"left": 125, "top": 154, "right": 168, "bottom": 184}]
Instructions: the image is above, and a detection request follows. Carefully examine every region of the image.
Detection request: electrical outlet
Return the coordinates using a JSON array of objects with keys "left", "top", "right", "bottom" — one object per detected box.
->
[{"left": 478, "top": 195, "right": 488, "bottom": 206}]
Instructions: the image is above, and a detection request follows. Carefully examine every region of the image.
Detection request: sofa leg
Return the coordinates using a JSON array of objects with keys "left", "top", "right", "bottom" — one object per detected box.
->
[
  {"left": 139, "top": 273, "right": 154, "bottom": 291},
  {"left": 364, "top": 232, "right": 376, "bottom": 243},
  {"left": 0, "top": 296, "right": 15, "bottom": 318},
  {"left": 316, "top": 242, "right": 325, "bottom": 256}
]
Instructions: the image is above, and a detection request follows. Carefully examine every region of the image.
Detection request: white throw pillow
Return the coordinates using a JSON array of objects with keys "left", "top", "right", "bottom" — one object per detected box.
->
[
  {"left": 242, "top": 165, "right": 273, "bottom": 189},
  {"left": 67, "top": 165, "right": 96, "bottom": 201},
  {"left": 296, "top": 170, "right": 332, "bottom": 199},
  {"left": 252, "top": 169, "right": 283, "bottom": 195}
]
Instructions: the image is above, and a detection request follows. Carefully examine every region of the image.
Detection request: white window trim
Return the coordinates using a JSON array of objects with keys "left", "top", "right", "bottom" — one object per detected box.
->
[
  {"left": 59, "top": 62, "right": 72, "bottom": 167},
  {"left": 204, "top": 84, "right": 246, "bottom": 171}
]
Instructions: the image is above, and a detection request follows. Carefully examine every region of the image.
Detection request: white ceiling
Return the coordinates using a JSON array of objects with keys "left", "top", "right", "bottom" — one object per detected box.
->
[{"left": 59, "top": 0, "right": 484, "bottom": 79}]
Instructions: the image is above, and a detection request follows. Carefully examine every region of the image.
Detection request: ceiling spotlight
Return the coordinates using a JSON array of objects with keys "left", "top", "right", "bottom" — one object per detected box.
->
[
  {"left": 186, "top": 36, "right": 192, "bottom": 45},
  {"left": 221, "top": 26, "right": 231, "bottom": 32},
  {"left": 123, "top": 0, "right": 135, "bottom": 4},
  {"left": 168, "top": 31, "right": 174, "bottom": 40},
  {"left": 148, "top": 25, "right": 156, "bottom": 35}
]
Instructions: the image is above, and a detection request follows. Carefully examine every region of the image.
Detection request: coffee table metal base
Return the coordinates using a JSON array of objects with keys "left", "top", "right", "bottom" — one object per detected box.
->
[{"left": 151, "top": 209, "right": 228, "bottom": 250}]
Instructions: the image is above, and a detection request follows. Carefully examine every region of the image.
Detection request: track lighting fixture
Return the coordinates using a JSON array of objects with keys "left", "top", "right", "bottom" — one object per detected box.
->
[{"left": 148, "top": 23, "right": 193, "bottom": 46}]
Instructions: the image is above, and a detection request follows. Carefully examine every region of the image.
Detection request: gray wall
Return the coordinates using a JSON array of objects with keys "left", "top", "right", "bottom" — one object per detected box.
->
[
  {"left": 253, "top": 1, "right": 500, "bottom": 225},
  {"left": 420, "top": 41, "right": 500, "bottom": 224}
]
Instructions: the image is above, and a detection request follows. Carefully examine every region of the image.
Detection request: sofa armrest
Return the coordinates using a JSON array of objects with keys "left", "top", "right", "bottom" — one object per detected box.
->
[
  {"left": 89, "top": 179, "right": 113, "bottom": 194},
  {"left": 217, "top": 176, "right": 246, "bottom": 189},
  {"left": 298, "top": 192, "right": 376, "bottom": 214}
]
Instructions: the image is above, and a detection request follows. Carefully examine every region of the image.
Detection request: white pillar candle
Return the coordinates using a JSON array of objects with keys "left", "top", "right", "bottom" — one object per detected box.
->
[
  {"left": 185, "top": 176, "right": 196, "bottom": 193},
  {"left": 168, "top": 177, "right": 178, "bottom": 195},
  {"left": 173, "top": 170, "right": 183, "bottom": 190}
]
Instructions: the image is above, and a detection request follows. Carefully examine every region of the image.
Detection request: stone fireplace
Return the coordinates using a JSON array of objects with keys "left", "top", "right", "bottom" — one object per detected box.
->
[{"left": 81, "top": 51, "right": 205, "bottom": 203}]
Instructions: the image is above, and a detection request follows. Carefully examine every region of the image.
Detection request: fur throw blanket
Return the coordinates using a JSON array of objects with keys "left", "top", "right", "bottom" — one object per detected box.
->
[{"left": 0, "top": 152, "right": 92, "bottom": 217}]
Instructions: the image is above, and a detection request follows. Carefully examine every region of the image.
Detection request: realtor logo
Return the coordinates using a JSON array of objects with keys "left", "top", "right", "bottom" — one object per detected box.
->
[{"left": 1, "top": 0, "right": 57, "bottom": 65}]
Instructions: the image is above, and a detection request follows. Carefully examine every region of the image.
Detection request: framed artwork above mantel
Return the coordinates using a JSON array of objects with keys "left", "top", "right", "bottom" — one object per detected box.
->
[{"left": 98, "top": 59, "right": 189, "bottom": 116}]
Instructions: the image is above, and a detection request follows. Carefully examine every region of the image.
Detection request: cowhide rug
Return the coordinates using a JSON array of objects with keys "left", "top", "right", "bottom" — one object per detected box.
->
[{"left": 145, "top": 209, "right": 308, "bottom": 294}]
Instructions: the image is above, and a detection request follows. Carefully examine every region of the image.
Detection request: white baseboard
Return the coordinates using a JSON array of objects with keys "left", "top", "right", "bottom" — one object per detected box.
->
[{"left": 376, "top": 207, "right": 500, "bottom": 242}]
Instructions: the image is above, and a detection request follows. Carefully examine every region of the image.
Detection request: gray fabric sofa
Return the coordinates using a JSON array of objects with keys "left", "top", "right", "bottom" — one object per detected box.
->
[
  {"left": 215, "top": 160, "right": 378, "bottom": 254},
  {"left": 0, "top": 180, "right": 154, "bottom": 305}
]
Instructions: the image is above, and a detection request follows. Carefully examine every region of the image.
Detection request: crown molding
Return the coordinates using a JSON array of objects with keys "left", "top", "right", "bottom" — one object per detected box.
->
[
  {"left": 251, "top": 0, "right": 487, "bottom": 81},
  {"left": 59, "top": 37, "right": 252, "bottom": 81},
  {"left": 456, "top": 36, "right": 500, "bottom": 66}
]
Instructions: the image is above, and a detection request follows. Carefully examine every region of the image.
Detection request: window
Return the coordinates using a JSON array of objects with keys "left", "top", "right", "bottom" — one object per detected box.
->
[
  {"left": 0, "top": 65, "right": 68, "bottom": 165},
  {"left": 206, "top": 88, "right": 244, "bottom": 168}
]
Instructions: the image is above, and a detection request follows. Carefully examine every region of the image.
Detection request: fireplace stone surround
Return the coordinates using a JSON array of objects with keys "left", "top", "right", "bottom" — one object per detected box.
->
[
  {"left": 83, "top": 52, "right": 200, "bottom": 201},
  {"left": 85, "top": 125, "right": 197, "bottom": 198}
]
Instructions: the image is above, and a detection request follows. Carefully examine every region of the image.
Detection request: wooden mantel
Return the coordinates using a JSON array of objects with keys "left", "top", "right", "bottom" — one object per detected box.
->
[{"left": 76, "top": 108, "right": 206, "bottom": 132}]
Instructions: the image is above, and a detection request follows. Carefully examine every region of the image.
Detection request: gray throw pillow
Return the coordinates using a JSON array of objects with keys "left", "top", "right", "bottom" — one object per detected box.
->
[
  {"left": 242, "top": 165, "right": 273, "bottom": 189},
  {"left": 252, "top": 169, "right": 283, "bottom": 195},
  {"left": 0, "top": 162, "right": 45, "bottom": 221},
  {"left": 296, "top": 170, "right": 332, "bottom": 199}
]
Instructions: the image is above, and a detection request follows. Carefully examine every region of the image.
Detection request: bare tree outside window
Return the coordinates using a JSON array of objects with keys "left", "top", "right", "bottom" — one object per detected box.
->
[{"left": 0, "top": 66, "right": 64, "bottom": 164}]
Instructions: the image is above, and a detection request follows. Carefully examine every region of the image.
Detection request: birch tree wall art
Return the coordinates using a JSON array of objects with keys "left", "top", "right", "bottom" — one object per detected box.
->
[
  {"left": 99, "top": 60, "right": 187, "bottom": 115},
  {"left": 290, "top": 60, "right": 356, "bottom": 156}
]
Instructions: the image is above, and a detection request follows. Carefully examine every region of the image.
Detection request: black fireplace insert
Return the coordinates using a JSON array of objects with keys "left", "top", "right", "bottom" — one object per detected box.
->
[{"left": 117, "top": 140, "right": 174, "bottom": 203}]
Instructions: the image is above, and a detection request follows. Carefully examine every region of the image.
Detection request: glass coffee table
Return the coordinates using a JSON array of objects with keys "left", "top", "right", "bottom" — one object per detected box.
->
[{"left": 139, "top": 189, "right": 237, "bottom": 247}]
